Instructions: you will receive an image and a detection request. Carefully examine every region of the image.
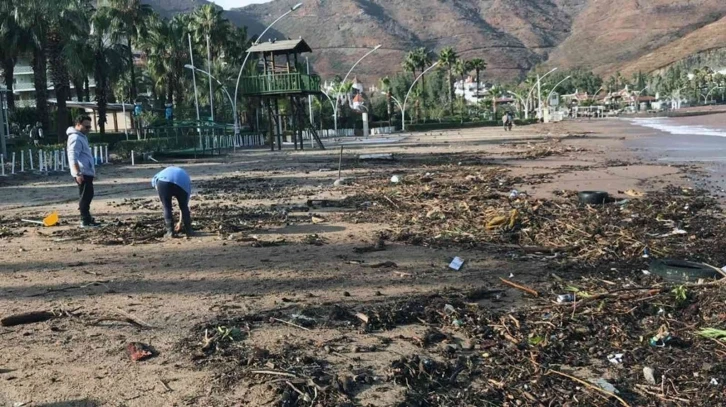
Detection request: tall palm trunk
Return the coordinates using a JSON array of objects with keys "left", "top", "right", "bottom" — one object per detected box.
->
[
  {"left": 72, "top": 77, "right": 84, "bottom": 102},
  {"left": 94, "top": 45, "right": 107, "bottom": 135},
  {"left": 48, "top": 30, "right": 71, "bottom": 142},
  {"left": 1, "top": 58, "right": 15, "bottom": 109},
  {"left": 32, "top": 47, "right": 51, "bottom": 135},
  {"left": 84, "top": 78, "right": 90, "bottom": 102},
  {"left": 127, "top": 37, "right": 137, "bottom": 100},
  {"left": 447, "top": 68, "right": 453, "bottom": 115},
  {"left": 475, "top": 68, "right": 481, "bottom": 101}
]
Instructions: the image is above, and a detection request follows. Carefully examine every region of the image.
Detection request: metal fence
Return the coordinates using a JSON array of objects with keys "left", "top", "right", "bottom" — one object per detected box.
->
[{"left": 302, "top": 126, "right": 397, "bottom": 140}]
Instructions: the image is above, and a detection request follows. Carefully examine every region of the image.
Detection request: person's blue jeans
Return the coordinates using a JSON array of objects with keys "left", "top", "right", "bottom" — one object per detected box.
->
[{"left": 156, "top": 181, "right": 190, "bottom": 225}]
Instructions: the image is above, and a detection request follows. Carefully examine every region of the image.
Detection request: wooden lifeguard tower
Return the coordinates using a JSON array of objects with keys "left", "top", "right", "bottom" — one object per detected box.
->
[{"left": 239, "top": 38, "right": 324, "bottom": 150}]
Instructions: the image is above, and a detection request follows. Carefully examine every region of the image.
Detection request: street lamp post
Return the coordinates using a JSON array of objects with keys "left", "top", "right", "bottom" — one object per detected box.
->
[
  {"left": 506, "top": 91, "right": 526, "bottom": 117},
  {"left": 533, "top": 68, "right": 558, "bottom": 120},
  {"left": 381, "top": 91, "right": 403, "bottom": 113},
  {"left": 187, "top": 33, "right": 201, "bottom": 125},
  {"left": 402, "top": 62, "right": 439, "bottom": 132},
  {"left": 185, "top": 65, "right": 235, "bottom": 128},
  {"left": 381, "top": 91, "right": 403, "bottom": 128},
  {"left": 233, "top": 3, "right": 303, "bottom": 138},
  {"left": 631, "top": 86, "right": 648, "bottom": 110},
  {"left": 329, "top": 45, "right": 382, "bottom": 136},
  {"left": 546, "top": 75, "right": 572, "bottom": 107}
]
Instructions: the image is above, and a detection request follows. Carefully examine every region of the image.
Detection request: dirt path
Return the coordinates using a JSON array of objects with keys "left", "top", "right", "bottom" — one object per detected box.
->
[{"left": 0, "top": 121, "right": 703, "bottom": 406}]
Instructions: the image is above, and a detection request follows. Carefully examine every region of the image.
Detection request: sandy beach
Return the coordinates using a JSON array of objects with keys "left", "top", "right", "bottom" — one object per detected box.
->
[{"left": 0, "top": 118, "right": 722, "bottom": 406}]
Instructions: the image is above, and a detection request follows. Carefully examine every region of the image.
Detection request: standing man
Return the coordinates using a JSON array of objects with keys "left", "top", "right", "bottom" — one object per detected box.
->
[
  {"left": 152, "top": 166, "right": 193, "bottom": 238},
  {"left": 30, "top": 122, "right": 41, "bottom": 146},
  {"left": 67, "top": 115, "right": 99, "bottom": 227}
]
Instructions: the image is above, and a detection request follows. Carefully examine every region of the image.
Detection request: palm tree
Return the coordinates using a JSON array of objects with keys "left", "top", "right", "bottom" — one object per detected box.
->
[
  {"left": 46, "top": 0, "right": 90, "bottom": 140},
  {"left": 103, "top": 0, "right": 154, "bottom": 102},
  {"left": 470, "top": 58, "right": 487, "bottom": 100},
  {"left": 453, "top": 59, "right": 471, "bottom": 98},
  {"left": 146, "top": 16, "right": 190, "bottom": 109},
  {"left": 438, "top": 47, "right": 458, "bottom": 115},
  {"left": 489, "top": 86, "right": 503, "bottom": 118},
  {"left": 402, "top": 51, "right": 417, "bottom": 80},
  {"left": 0, "top": 0, "right": 26, "bottom": 109},
  {"left": 12, "top": 0, "right": 52, "bottom": 133},
  {"left": 87, "top": 11, "right": 129, "bottom": 134}
]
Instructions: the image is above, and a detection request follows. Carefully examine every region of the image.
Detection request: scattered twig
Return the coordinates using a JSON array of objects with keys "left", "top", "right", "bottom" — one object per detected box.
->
[
  {"left": 547, "top": 369, "right": 631, "bottom": 407},
  {"left": 271, "top": 317, "right": 311, "bottom": 331},
  {"left": 159, "top": 379, "right": 173, "bottom": 393},
  {"left": 27, "top": 280, "right": 111, "bottom": 297},
  {"left": 92, "top": 316, "right": 152, "bottom": 329},
  {"left": 499, "top": 278, "right": 539, "bottom": 297},
  {"left": 250, "top": 370, "right": 299, "bottom": 378},
  {"left": 383, "top": 195, "right": 400, "bottom": 209}
]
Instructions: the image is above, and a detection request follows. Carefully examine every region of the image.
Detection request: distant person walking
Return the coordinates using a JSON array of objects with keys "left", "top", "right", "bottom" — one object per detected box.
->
[
  {"left": 152, "top": 166, "right": 193, "bottom": 238},
  {"left": 67, "top": 115, "right": 99, "bottom": 227},
  {"left": 30, "top": 121, "right": 43, "bottom": 146}
]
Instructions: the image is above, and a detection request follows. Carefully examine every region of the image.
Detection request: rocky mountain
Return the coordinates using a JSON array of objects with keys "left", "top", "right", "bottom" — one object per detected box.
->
[{"left": 144, "top": 0, "right": 726, "bottom": 82}]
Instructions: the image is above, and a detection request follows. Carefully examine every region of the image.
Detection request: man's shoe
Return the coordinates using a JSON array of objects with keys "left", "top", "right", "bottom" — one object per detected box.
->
[
  {"left": 164, "top": 220, "right": 175, "bottom": 239},
  {"left": 183, "top": 219, "right": 195, "bottom": 237},
  {"left": 80, "top": 219, "right": 100, "bottom": 228}
]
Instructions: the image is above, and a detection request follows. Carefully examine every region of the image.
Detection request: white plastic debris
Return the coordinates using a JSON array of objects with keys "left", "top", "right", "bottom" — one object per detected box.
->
[
  {"left": 594, "top": 378, "right": 619, "bottom": 394},
  {"left": 390, "top": 175, "right": 402, "bottom": 184},
  {"left": 449, "top": 257, "right": 465, "bottom": 271},
  {"left": 643, "top": 367, "right": 657, "bottom": 385},
  {"left": 607, "top": 353, "right": 624, "bottom": 364},
  {"left": 509, "top": 189, "right": 520, "bottom": 199},
  {"left": 711, "top": 378, "right": 719, "bottom": 386}
]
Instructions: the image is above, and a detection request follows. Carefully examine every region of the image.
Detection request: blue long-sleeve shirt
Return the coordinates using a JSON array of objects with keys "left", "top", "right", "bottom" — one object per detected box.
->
[{"left": 152, "top": 167, "right": 191, "bottom": 195}]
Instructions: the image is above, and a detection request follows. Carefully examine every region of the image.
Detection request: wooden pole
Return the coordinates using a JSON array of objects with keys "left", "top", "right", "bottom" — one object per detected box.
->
[
  {"left": 274, "top": 98, "right": 281, "bottom": 150},
  {"left": 267, "top": 98, "right": 274, "bottom": 151},
  {"left": 338, "top": 146, "right": 343, "bottom": 180}
]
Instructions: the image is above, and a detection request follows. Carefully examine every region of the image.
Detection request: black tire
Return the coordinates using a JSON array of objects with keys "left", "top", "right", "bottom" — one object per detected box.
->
[{"left": 578, "top": 191, "right": 609, "bottom": 205}]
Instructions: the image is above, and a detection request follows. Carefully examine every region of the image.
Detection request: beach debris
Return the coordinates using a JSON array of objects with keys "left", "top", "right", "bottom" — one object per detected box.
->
[
  {"left": 353, "top": 239, "right": 386, "bottom": 254},
  {"left": 607, "top": 353, "right": 624, "bottom": 364},
  {"left": 649, "top": 259, "right": 723, "bottom": 282},
  {"left": 1, "top": 311, "right": 57, "bottom": 327},
  {"left": 643, "top": 367, "right": 657, "bottom": 385},
  {"left": 578, "top": 191, "right": 609, "bottom": 205},
  {"left": 556, "top": 294, "right": 575, "bottom": 303},
  {"left": 359, "top": 153, "right": 394, "bottom": 161},
  {"left": 711, "top": 378, "right": 719, "bottom": 386},
  {"left": 333, "top": 178, "right": 351, "bottom": 187},
  {"left": 593, "top": 378, "right": 619, "bottom": 394},
  {"left": 311, "top": 215, "right": 326, "bottom": 224},
  {"left": 390, "top": 175, "right": 402, "bottom": 184},
  {"left": 126, "top": 342, "right": 155, "bottom": 361},
  {"left": 622, "top": 189, "right": 645, "bottom": 198},
  {"left": 650, "top": 328, "right": 672, "bottom": 347},
  {"left": 499, "top": 278, "right": 539, "bottom": 297},
  {"left": 20, "top": 211, "right": 59, "bottom": 227},
  {"left": 448, "top": 256, "right": 465, "bottom": 270}
]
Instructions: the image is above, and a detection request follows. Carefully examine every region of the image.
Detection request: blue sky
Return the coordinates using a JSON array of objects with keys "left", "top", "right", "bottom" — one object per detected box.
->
[{"left": 209, "top": 0, "right": 270, "bottom": 9}]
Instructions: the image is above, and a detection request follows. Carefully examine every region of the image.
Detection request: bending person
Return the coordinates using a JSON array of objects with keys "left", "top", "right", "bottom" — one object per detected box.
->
[{"left": 152, "top": 166, "right": 193, "bottom": 238}]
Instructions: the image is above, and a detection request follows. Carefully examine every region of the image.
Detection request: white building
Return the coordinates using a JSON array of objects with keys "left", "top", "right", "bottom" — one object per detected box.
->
[
  {"left": 454, "top": 76, "right": 490, "bottom": 103},
  {"left": 3, "top": 57, "right": 96, "bottom": 108}
]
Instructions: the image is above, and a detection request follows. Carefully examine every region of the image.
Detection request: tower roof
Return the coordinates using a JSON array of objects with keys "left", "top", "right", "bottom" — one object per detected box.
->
[{"left": 246, "top": 38, "right": 313, "bottom": 55}]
